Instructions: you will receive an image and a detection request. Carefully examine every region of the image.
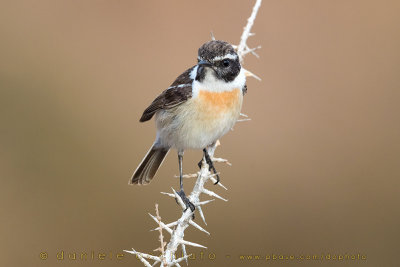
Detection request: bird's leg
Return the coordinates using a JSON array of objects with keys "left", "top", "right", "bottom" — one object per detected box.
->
[
  {"left": 178, "top": 152, "right": 184, "bottom": 191},
  {"left": 199, "top": 148, "right": 220, "bottom": 185},
  {"left": 177, "top": 151, "right": 195, "bottom": 213}
]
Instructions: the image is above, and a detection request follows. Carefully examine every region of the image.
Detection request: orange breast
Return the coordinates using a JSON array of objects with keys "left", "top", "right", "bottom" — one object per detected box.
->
[{"left": 197, "top": 88, "right": 241, "bottom": 113}]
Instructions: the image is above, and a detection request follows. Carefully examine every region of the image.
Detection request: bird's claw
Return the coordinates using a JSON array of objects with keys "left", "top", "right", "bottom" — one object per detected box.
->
[
  {"left": 176, "top": 190, "right": 195, "bottom": 218},
  {"left": 199, "top": 150, "right": 221, "bottom": 185}
]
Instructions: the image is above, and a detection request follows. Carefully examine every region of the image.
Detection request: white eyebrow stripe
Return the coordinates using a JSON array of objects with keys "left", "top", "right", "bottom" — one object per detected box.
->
[
  {"left": 213, "top": 54, "right": 238, "bottom": 61},
  {"left": 197, "top": 54, "right": 238, "bottom": 62},
  {"left": 167, "top": 83, "right": 192, "bottom": 90}
]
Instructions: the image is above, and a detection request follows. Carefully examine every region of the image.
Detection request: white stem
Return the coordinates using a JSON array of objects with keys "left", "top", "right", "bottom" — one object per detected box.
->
[{"left": 237, "top": 0, "right": 263, "bottom": 62}]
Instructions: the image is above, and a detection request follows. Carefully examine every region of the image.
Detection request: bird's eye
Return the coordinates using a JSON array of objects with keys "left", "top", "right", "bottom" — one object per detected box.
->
[{"left": 222, "top": 59, "right": 230, "bottom": 67}]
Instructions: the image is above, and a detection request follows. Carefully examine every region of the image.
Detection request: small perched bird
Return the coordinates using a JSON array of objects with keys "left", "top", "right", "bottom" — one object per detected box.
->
[{"left": 130, "top": 40, "right": 247, "bottom": 211}]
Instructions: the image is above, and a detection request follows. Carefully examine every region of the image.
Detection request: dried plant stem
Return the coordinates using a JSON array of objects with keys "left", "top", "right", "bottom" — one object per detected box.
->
[{"left": 237, "top": 0, "right": 263, "bottom": 62}]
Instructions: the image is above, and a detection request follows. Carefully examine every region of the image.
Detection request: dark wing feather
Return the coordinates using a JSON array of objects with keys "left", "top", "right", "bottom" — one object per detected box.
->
[
  {"left": 170, "top": 66, "right": 194, "bottom": 86},
  {"left": 139, "top": 85, "right": 192, "bottom": 122},
  {"left": 139, "top": 67, "right": 195, "bottom": 122}
]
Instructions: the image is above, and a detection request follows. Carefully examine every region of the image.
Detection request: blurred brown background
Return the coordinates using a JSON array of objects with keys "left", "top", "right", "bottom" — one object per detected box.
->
[{"left": 1, "top": 0, "right": 399, "bottom": 266}]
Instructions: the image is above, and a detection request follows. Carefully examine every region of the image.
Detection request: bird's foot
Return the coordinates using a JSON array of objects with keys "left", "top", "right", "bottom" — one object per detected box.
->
[
  {"left": 199, "top": 151, "right": 221, "bottom": 185},
  {"left": 213, "top": 172, "right": 220, "bottom": 185},
  {"left": 197, "top": 159, "right": 202, "bottom": 169},
  {"left": 176, "top": 190, "right": 195, "bottom": 218}
]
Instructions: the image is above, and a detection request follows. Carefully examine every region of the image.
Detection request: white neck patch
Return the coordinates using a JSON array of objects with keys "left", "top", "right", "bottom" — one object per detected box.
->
[
  {"left": 191, "top": 67, "right": 246, "bottom": 97},
  {"left": 189, "top": 65, "right": 198, "bottom": 80}
]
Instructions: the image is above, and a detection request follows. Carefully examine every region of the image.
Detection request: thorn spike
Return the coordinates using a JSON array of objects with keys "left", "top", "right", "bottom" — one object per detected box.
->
[
  {"left": 180, "top": 239, "right": 207, "bottom": 249},
  {"left": 197, "top": 199, "right": 215, "bottom": 206},
  {"left": 197, "top": 206, "right": 207, "bottom": 225},
  {"left": 202, "top": 188, "right": 228, "bottom": 201},
  {"left": 161, "top": 192, "right": 175, "bottom": 198},
  {"left": 189, "top": 220, "right": 210, "bottom": 235}
]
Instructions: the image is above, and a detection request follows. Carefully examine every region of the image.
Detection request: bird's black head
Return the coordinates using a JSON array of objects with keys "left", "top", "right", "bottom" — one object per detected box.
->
[{"left": 196, "top": 40, "right": 241, "bottom": 83}]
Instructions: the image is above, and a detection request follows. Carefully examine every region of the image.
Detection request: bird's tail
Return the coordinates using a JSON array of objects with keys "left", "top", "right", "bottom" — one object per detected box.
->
[{"left": 129, "top": 144, "right": 169, "bottom": 185}]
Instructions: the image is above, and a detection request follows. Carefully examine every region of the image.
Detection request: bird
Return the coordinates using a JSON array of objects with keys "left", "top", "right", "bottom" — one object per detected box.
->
[{"left": 130, "top": 40, "right": 247, "bottom": 211}]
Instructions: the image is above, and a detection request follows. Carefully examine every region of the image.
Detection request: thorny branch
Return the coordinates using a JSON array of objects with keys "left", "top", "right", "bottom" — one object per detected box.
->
[
  {"left": 125, "top": 0, "right": 262, "bottom": 266},
  {"left": 153, "top": 204, "right": 167, "bottom": 265},
  {"left": 237, "top": 0, "right": 263, "bottom": 62}
]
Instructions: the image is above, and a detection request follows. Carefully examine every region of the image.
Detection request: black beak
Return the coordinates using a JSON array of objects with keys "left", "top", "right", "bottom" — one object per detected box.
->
[
  {"left": 196, "top": 60, "right": 219, "bottom": 81},
  {"left": 197, "top": 60, "right": 212, "bottom": 67}
]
